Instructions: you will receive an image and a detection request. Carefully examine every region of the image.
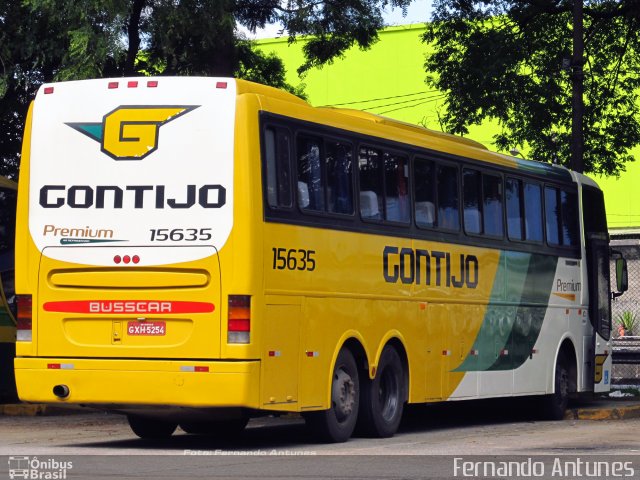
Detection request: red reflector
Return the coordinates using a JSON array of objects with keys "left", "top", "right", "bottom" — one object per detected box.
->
[
  {"left": 194, "top": 366, "right": 209, "bottom": 372},
  {"left": 147, "top": 81, "right": 158, "bottom": 88},
  {"left": 17, "top": 295, "right": 32, "bottom": 326},
  {"left": 228, "top": 318, "right": 250, "bottom": 332},
  {"left": 228, "top": 295, "right": 250, "bottom": 342},
  {"left": 114, "top": 255, "right": 122, "bottom": 264},
  {"left": 229, "top": 295, "right": 250, "bottom": 308},
  {"left": 132, "top": 255, "right": 140, "bottom": 264},
  {"left": 108, "top": 82, "right": 119, "bottom": 89},
  {"left": 216, "top": 81, "right": 228, "bottom": 89},
  {"left": 16, "top": 295, "right": 32, "bottom": 341},
  {"left": 44, "top": 87, "right": 54, "bottom": 94},
  {"left": 128, "top": 81, "right": 138, "bottom": 88},
  {"left": 228, "top": 295, "right": 250, "bottom": 323},
  {"left": 48, "top": 364, "right": 61, "bottom": 369},
  {"left": 17, "top": 295, "right": 32, "bottom": 318},
  {"left": 123, "top": 255, "right": 131, "bottom": 264}
]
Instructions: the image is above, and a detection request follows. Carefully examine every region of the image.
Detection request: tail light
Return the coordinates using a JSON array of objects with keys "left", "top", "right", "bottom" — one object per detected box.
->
[
  {"left": 228, "top": 295, "right": 250, "bottom": 344},
  {"left": 16, "top": 295, "right": 33, "bottom": 341}
]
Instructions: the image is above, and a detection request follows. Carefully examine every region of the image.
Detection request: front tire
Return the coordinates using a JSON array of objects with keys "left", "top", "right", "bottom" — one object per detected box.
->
[
  {"left": 128, "top": 415, "right": 177, "bottom": 439},
  {"left": 542, "top": 352, "right": 571, "bottom": 420},
  {"left": 357, "top": 345, "right": 405, "bottom": 437},
  {"left": 304, "top": 348, "right": 359, "bottom": 443}
]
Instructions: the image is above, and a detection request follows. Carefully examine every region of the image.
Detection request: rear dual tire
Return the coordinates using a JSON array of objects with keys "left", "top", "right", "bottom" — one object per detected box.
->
[
  {"left": 357, "top": 346, "right": 405, "bottom": 438},
  {"left": 305, "top": 345, "right": 406, "bottom": 443},
  {"left": 305, "top": 348, "right": 360, "bottom": 443}
]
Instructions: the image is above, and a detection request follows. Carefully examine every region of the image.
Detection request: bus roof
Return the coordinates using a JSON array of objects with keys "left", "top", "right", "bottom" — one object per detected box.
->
[{"left": 234, "top": 78, "right": 574, "bottom": 184}]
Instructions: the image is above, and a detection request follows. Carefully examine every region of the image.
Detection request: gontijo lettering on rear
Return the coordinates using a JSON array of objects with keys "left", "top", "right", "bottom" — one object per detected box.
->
[{"left": 28, "top": 78, "right": 236, "bottom": 266}]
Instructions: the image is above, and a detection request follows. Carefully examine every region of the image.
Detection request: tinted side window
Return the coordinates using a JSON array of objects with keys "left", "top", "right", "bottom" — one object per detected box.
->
[
  {"left": 326, "top": 140, "right": 353, "bottom": 215},
  {"left": 483, "top": 174, "right": 503, "bottom": 237},
  {"left": 384, "top": 153, "right": 410, "bottom": 223},
  {"left": 265, "top": 127, "right": 292, "bottom": 208},
  {"left": 437, "top": 165, "right": 459, "bottom": 231},
  {"left": 545, "top": 186, "right": 561, "bottom": 245},
  {"left": 414, "top": 158, "right": 435, "bottom": 228},
  {"left": 297, "top": 135, "right": 324, "bottom": 211},
  {"left": 506, "top": 178, "right": 523, "bottom": 240},
  {"left": 524, "top": 182, "right": 543, "bottom": 242},
  {"left": 561, "top": 190, "right": 579, "bottom": 246},
  {"left": 546, "top": 187, "right": 580, "bottom": 247},
  {"left": 463, "top": 169, "right": 482, "bottom": 234},
  {"left": 359, "top": 146, "right": 383, "bottom": 220},
  {"left": 582, "top": 186, "right": 607, "bottom": 234}
]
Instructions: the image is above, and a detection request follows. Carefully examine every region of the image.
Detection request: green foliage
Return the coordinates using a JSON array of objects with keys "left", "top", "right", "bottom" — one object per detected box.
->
[
  {"left": 616, "top": 310, "right": 638, "bottom": 333},
  {"left": 1, "top": 0, "right": 413, "bottom": 179},
  {"left": 423, "top": 0, "right": 640, "bottom": 176},
  {"left": 235, "top": 44, "right": 308, "bottom": 100},
  {"left": 236, "top": 1, "right": 413, "bottom": 74}
]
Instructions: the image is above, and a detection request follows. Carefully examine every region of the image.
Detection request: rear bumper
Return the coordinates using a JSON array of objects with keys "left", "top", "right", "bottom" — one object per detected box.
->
[{"left": 14, "top": 357, "right": 260, "bottom": 408}]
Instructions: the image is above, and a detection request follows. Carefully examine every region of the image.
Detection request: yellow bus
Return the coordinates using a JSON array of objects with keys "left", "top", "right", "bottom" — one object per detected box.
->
[
  {"left": 0, "top": 176, "right": 17, "bottom": 403},
  {"left": 14, "top": 78, "right": 626, "bottom": 441}
]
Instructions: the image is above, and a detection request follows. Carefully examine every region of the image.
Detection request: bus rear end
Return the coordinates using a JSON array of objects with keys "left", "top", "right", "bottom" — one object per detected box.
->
[{"left": 15, "top": 78, "right": 258, "bottom": 434}]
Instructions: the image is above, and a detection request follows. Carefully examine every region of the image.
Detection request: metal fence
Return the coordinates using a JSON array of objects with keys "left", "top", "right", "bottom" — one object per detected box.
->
[{"left": 611, "top": 241, "right": 640, "bottom": 384}]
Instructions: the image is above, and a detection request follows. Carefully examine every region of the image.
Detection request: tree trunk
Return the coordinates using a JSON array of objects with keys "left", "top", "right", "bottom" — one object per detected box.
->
[{"left": 124, "top": 0, "right": 147, "bottom": 76}]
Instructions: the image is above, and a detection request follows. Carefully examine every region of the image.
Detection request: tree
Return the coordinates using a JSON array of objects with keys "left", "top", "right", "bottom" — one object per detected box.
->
[
  {"left": 422, "top": 0, "right": 640, "bottom": 176},
  {"left": 1, "top": 0, "right": 413, "bottom": 178}
]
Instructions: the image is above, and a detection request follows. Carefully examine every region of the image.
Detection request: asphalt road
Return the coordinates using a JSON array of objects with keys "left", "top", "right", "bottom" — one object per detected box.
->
[{"left": 2, "top": 399, "right": 640, "bottom": 479}]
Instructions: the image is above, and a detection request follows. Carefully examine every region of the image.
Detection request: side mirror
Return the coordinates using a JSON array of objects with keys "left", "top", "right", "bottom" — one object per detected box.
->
[
  {"left": 616, "top": 257, "right": 628, "bottom": 294},
  {"left": 611, "top": 249, "right": 628, "bottom": 299}
]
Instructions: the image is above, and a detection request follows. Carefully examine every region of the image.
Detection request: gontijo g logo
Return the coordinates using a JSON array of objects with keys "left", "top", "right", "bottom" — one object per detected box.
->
[{"left": 67, "top": 105, "right": 198, "bottom": 160}]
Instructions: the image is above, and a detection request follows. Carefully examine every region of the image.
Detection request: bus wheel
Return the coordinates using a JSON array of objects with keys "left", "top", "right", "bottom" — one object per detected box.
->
[
  {"left": 542, "top": 352, "right": 570, "bottom": 420},
  {"left": 180, "top": 418, "right": 248, "bottom": 436},
  {"left": 357, "top": 345, "right": 405, "bottom": 438},
  {"left": 304, "top": 348, "right": 359, "bottom": 443},
  {"left": 127, "top": 415, "right": 177, "bottom": 439}
]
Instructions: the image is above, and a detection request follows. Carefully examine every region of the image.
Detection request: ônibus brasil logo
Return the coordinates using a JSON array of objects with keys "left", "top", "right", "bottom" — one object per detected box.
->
[{"left": 66, "top": 105, "right": 198, "bottom": 160}]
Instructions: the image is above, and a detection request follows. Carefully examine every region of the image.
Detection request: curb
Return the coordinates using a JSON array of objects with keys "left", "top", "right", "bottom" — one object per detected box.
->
[
  {"left": 0, "top": 404, "right": 49, "bottom": 416},
  {"left": 565, "top": 403, "right": 640, "bottom": 420},
  {"left": 0, "top": 404, "right": 88, "bottom": 416}
]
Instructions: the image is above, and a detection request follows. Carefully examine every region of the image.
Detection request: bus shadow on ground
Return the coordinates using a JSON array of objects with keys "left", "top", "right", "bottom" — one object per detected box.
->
[
  {"left": 68, "top": 396, "right": 564, "bottom": 451},
  {"left": 399, "top": 396, "right": 551, "bottom": 433}
]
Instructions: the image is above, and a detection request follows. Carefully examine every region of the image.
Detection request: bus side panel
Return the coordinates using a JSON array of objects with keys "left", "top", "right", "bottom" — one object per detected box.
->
[
  {"left": 262, "top": 218, "right": 512, "bottom": 406},
  {"left": 260, "top": 300, "right": 301, "bottom": 408}
]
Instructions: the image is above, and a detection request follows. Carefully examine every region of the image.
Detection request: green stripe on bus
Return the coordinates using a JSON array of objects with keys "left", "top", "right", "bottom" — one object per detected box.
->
[
  {"left": 454, "top": 252, "right": 558, "bottom": 372},
  {"left": 487, "top": 254, "right": 558, "bottom": 370}
]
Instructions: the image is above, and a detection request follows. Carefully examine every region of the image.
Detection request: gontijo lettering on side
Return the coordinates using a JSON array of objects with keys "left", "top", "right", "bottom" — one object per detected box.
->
[{"left": 383, "top": 246, "right": 479, "bottom": 288}]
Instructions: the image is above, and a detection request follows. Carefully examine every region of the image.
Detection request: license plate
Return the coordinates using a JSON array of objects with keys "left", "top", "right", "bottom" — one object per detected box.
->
[{"left": 127, "top": 321, "right": 166, "bottom": 336}]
